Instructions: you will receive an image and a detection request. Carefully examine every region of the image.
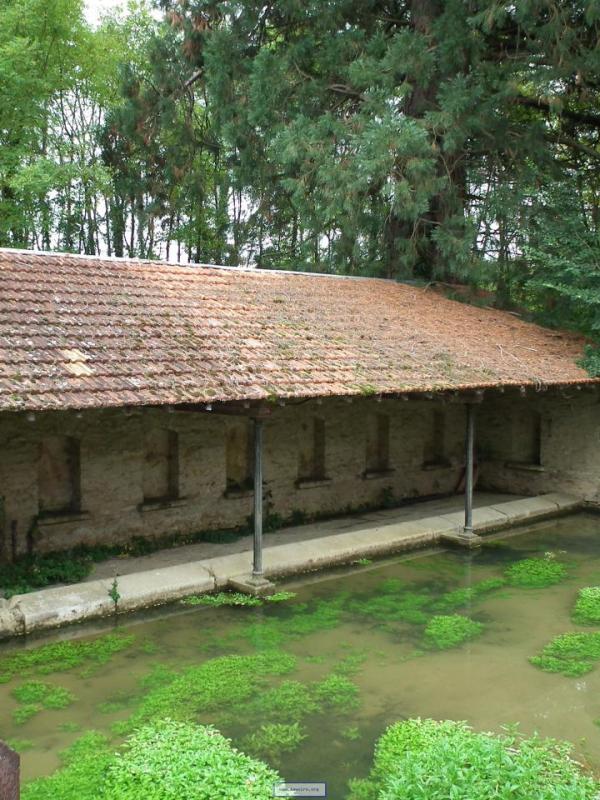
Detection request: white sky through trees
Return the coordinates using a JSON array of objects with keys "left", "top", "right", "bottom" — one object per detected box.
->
[{"left": 85, "top": 0, "right": 128, "bottom": 24}]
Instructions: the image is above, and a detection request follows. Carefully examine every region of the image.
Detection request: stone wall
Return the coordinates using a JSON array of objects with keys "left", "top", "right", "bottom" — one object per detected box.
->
[
  {"left": 0, "top": 397, "right": 466, "bottom": 557},
  {"left": 477, "top": 389, "right": 600, "bottom": 502},
  {"left": 0, "top": 389, "right": 597, "bottom": 558}
]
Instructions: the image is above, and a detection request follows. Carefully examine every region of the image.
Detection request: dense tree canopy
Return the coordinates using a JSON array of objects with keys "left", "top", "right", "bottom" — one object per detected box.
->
[{"left": 2, "top": 0, "right": 600, "bottom": 362}]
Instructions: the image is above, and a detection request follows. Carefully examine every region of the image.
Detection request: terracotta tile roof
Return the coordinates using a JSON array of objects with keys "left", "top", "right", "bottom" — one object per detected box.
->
[{"left": 0, "top": 248, "right": 596, "bottom": 411}]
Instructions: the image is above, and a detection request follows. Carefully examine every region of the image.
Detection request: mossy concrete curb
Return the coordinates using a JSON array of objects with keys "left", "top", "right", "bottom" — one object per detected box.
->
[{"left": 0, "top": 492, "right": 581, "bottom": 638}]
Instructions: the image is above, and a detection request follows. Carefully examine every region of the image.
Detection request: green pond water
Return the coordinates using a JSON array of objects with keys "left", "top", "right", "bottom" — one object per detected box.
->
[{"left": 3, "top": 512, "right": 600, "bottom": 798}]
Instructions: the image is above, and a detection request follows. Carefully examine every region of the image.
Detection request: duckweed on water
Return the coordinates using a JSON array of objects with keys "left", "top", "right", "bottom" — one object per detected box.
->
[
  {"left": 505, "top": 556, "right": 567, "bottom": 588},
  {"left": 0, "top": 632, "right": 134, "bottom": 682},
  {"left": 22, "top": 721, "right": 280, "bottom": 800},
  {"left": 572, "top": 587, "right": 600, "bottom": 625},
  {"left": 348, "top": 719, "right": 599, "bottom": 800},
  {"left": 530, "top": 631, "right": 600, "bottom": 677},
  {"left": 423, "top": 615, "right": 484, "bottom": 650}
]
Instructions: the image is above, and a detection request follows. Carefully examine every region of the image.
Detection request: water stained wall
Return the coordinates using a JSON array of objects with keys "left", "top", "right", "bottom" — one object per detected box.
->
[{"left": 0, "top": 389, "right": 597, "bottom": 557}]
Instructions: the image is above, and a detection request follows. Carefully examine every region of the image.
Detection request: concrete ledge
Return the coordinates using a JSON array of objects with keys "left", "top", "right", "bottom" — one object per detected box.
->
[
  {"left": 0, "top": 492, "right": 584, "bottom": 639},
  {"left": 437, "top": 506, "right": 509, "bottom": 533},
  {"left": 489, "top": 494, "right": 578, "bottom": 524},
  {"left": 6, "top": 563, "right": 215, "bottom": 636}
]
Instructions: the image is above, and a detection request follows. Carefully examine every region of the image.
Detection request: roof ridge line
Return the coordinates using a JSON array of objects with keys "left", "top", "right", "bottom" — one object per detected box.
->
[{"left": 0, "top": 247, "right": 394, "bottom": 284}]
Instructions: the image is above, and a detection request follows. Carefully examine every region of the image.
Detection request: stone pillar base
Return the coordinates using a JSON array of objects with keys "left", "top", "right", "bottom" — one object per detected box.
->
[{"left": 229, "top": 574, "right": 276, "bottom": 596}]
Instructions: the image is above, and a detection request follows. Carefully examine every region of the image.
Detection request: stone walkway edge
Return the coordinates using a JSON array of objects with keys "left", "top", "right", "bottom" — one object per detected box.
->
[{"left": 0, "top": 492, "right": 581, "bottom": 638}]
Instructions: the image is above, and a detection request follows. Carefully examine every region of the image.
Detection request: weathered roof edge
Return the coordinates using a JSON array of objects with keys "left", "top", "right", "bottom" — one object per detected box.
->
[
  {"left": 0, "top": 246, "right": 392, "bottom": 284},
  {"left": 3, "top": 377, "right": 598, "bottom": 415}
]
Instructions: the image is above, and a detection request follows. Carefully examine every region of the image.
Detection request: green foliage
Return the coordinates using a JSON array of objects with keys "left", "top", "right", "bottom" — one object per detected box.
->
[
  {"left": 505, "top": 557, "right": 567, "bottom": 588},
  {"left": 241, "top": 722, "right": 307, "bottom": 765},
  {"left": 181, "top": 592, "right": 263, "bottom": 607},
  {"left": 0, "top": 633, "right": 134, "bottom": 682},
  {"left": 106, "top": 720, "right": 280, "bottom": 799},
  {"left": 23, "top": 721, "right": 280, "bottom": 800},
  {"left": 108, "top": 578, "right": 121, "bottom": 613},
  {"left": 314, "top": 674, "right": 360, "bottom": 713},
  {"left": 266, "top": 592, "right": 297, "bottom": 604},
  {"left": 248, "top": 680, "right": 320, "bottom": 723},
  {"left": 6, "top": 738, "right": 34, "bottom": 752},
  {"left": 348, "top": 719, "right": 599, "bottom": 800},
  {"left": 12, "top": 680, "right": 75, "bottom": 722},
  {"left": 348, "top": 590, "right": 431, "bottom": 626},
  {"left": 530, "top": 632, "right": 600, "bottom": 677},
  {"left": 572, "top": 587, "right": 600, "bottom": 625},
  {"left": 423, "top": 615, "right": 484, "bottom": 650},
  {"left": 181, "top": 590, "right": 296, "bottom": 608},
  {"left": 127, "top": 652, "right": 297, "bottom": 730},
  {"left": 433, "top": 578, "right": 506, "bottom": 611},
  {"left": 22, "top": 731, "right": 113, "bottom": 800},
  {"left": 341, "top": 725, "right": 361, "bottom": 741},
  {"left": 0, "top": 552, "right": 94, "bottom": 598}
]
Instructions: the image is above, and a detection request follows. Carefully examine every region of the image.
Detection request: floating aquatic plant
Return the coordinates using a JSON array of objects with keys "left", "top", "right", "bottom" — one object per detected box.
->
[
  {"left": 314, "top": 674, "right": 360, "bottom": 712},
  {"left": 182, "top": 590, "right": 297, "bottom": 608},
  {"left": 6, "top": 738, "right": 34, "bottom": 752},
  {"left": 22, "top": 721, "right": 280, "bottom": 800},
  {"left": 181, "top": 592, "right": 263, "bottom": 607},
  {"left": 348, "top": 590, "right": 431, "bottom": 625},
  {"left": 348, "top": 719, "right": 599, "bottom": 800},
  {"left": 340, "top": 725, "right": 361, "bottom": 741},
  {"left": 572, "top": 587, "right": 600, "bottom": 625},
  {"left": 126, "top": 651, "right": 297, "bottom": 731},
  {"left": 423, "top": 615, "right": 483, "bottom": 650},
  {"left": 21, "top": 731, "right": 112, "bottom": 800},
  {"left": 12, "top": 681, "right": 75, "bottom": 723},
  {"left": 505, "top": 556, "right": 567, "bottom": 588},
  {"left": 530, "top": 631, "right": 600, "bottom": 677},
  {"left": 242, "top": 722, "right": 307, "bottom": 764},
  {"left": 247, "top": 680, "right": 320, "bottom": 723},
  {"left": 433, "top": 578, "right": 506, "bottom": 611},
  {"left": 0, "top": 632, "right": 134, "bottom": 682}
]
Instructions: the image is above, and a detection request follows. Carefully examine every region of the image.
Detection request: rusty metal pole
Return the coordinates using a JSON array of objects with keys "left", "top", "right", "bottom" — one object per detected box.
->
[
  {"left": 252, "top": 418, "right": 264, "bottom": 578},
  {"left": 463, "top": 403, "right": 475, "bottom": 536}
]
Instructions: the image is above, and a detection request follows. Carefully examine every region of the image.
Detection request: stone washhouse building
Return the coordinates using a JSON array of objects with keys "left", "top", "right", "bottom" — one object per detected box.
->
[{"left": 0, "top": 248, "right": 599, "bottom": 577}]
